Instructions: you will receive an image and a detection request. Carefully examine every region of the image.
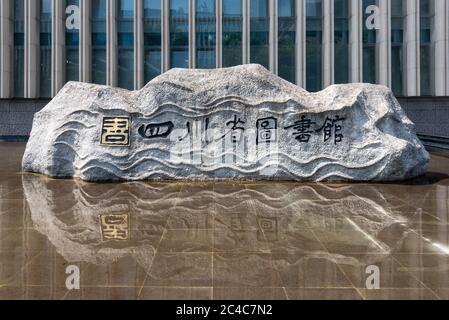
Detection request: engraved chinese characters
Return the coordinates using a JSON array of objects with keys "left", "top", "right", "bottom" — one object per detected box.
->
[
  {"left": 23, "top": 65, "right": 430, "bottom": 182},
  {"left": 102, "top": 114, "right": 346, "bottom": 147},
  {"left": 100, "top": 117, "right": 130, "bottom": 146},
  {"left": 138, "top": 121, "right": 174, "bottom": 139},
  {"left": 285, "top": 115, "right": 346, "bottom": 145},
  {"left": 284, "top": 115, "right": 316, "bottom": 143},
  {"left": 222, "top": 115, "right": 246, "bottom": 143},
  {"left": 257, "top": 117, "right": 278, "bottom": 145},
  {"left": 316, "top": 116, "right": 346, "bottom": 144}
]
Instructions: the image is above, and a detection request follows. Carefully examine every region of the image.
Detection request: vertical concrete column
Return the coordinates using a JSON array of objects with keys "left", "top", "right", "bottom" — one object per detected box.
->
[
  {"left": 295, "top": 0, "right": 306, "bottom": 86},
  {"left": 106, "top": 0, "right": 117, "bottom": 87},
  {"left": 189, "top": 0, "right": 196, "bottom": 68},
  {"left": 162, "top": 0, "right": 169, "bottom": 71},
  {"left": 0, "top": 0, "right": 14, "bottom": 98},
  {"left": 134, "top": 0, "right": 144, "bottom": 88},
  {"left": 322, "top": 0, "right": 334, "bottom": 87},
  {"left": 404, "top": 0, "right": 420, "bottom": 96},
  {"left": 52, "top": 0, "right": 66, "bottom": 96},
  {"left": 377, "top": 0, "right": 391, "bottom": 87},
  {"left": 446, "top": 2, "right": 449, "bottom": 95},
  {"left": 242, "top": 0, "right": 250, "bottom": 64},
  {"left": 445, "top": 3, "right": 449, "bottom": 96},
  {"left": 269, "top": 0, "right": 278, "bottom": 74},
  {"left": 24, "top": 0, "right": 39, "bottom": 98},
  {"left": 433, "top": 0, "right": 448, "bottom": 96},
  {"left": 216, "top": 0, "right": 223, "bottom": 68},
  {"left": 80, "top": 0, "right": 92, "bottom": 83},
  {"left": 349, "top": 0, "right": 362, "bottom": 83}
]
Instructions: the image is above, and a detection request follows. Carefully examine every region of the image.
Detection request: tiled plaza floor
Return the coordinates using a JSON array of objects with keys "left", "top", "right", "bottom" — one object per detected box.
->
[{"left": 1, "top": 142, "right": 449, "bottom": 300}]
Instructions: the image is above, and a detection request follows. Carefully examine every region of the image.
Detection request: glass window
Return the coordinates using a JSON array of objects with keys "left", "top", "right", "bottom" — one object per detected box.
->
[
  {"left": 170, "top": 0, "right": 189, "bottom": 68},
  {"left": 144, "top": 0, "right": 161, "bottom": 83},
  {"left": 391, "top": 0, "right": 404, "bottom": 96},
  {"left": 363, "top": 0, "right": 376, "bottom": 84},
  {"left": 278, "top": 0, "right": 296, "bottom": 83},
  {"left": 14, "top": 0, "right": 24, "bottom": 97},
  {"left": 196, "top": 0, "right": 216, "bottom": 68},
  {"left": 250, "top": 0, "right": 269, "bottom": 68},
  {"left": 306, "top": 0, "right": 322, "bottom": 92},
  {"left": 334, "top": 0, "right": 349, "bottom": 84},
  {"left": 40, "top": 0, "right": 52, "bottom": 97},
  {"left": 92, "top": 0, "right": 107, "bottom": 85},
  {"left": 66, "top": 0, "right": 80, "bottom": 82},
  {"left": 420, "top": 0, "right": 432, "bottom": 96},
  {"left": 306, "top": 0, "right": 322, "bottom": 16},
  {"left": 117, "top": 0, "right": 134, "bottom": 90},
  {"left": 223, "top": 0, "right": 242, "bottom": 67}
]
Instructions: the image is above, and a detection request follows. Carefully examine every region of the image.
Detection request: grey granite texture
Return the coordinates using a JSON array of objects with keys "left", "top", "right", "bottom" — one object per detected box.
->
[{"left": 22, "top": 64, "right": 429, "bottom": 181}]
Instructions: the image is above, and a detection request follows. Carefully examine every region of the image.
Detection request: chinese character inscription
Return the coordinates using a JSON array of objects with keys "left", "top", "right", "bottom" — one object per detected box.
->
[{"left": 100, "top": 117, "right": 130, "bottom": 146}]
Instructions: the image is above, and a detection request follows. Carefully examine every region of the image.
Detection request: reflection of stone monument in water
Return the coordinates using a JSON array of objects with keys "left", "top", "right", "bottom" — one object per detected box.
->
[
  {"left": 23, "top": 174, "right": 412, "bottom": 285},
  {"left": 22, "top": 64, "right": 429, "bottom": 182}
]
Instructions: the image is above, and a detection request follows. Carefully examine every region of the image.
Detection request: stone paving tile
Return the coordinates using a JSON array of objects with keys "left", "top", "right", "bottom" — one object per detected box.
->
[{"left": 0, "top": 142, "right": 449, "bottom": 299}]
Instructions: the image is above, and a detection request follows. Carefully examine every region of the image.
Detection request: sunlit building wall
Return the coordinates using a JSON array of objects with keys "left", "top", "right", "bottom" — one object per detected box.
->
[{"left": 0, "top": 0, "right": 449, "bottom": 99}]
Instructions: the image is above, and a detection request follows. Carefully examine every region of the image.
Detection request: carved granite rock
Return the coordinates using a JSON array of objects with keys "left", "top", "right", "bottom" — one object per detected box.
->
[{"left": 22, "top": 64, "right": 429, "bottom": 181}]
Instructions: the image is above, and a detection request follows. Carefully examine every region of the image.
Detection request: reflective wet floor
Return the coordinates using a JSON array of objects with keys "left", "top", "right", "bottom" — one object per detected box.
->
[{"left": 1, "top": 142, "right": 449, "bottom": 300}]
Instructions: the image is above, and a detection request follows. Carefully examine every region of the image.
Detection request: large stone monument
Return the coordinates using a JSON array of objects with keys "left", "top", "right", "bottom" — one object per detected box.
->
[{"left": 22, "top": 64, "right": 429, "bottom": 182}]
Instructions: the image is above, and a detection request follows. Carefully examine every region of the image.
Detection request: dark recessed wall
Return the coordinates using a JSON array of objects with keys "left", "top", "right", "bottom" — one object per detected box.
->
[{"left": 0, "top": 99, "right": 50, "bottom": 141}]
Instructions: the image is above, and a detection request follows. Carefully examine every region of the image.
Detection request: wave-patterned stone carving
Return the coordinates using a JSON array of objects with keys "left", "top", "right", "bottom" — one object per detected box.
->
[{"left": 22, "top": 64, "right": 429, "bottom": 181}]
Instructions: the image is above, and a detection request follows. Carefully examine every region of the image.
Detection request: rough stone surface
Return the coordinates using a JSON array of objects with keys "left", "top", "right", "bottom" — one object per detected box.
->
[{"left": 22, "top": 64, "right": 429, "bottom": 182}]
